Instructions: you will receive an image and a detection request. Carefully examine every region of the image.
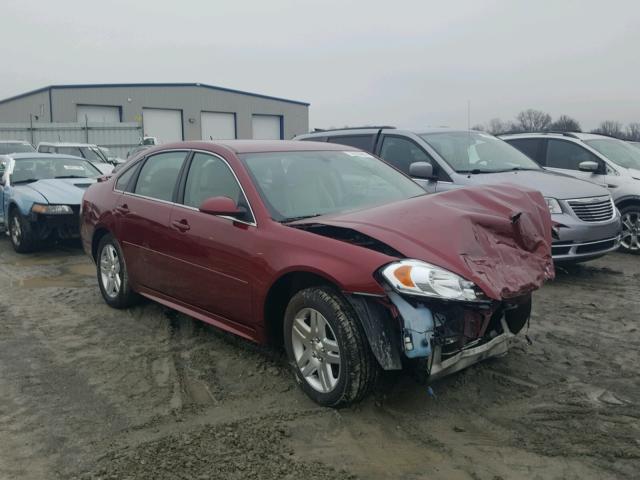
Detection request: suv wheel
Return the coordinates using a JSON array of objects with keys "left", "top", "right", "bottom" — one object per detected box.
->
[
  {"left": 9, "top": 209, "right": 38, "bottom": 253},
  {"left": 284, "top": 287, "right": 379, "bottom": 407},
  {"left": 97, "top": 234, "right": 138, "bottom": 308},
  {"left": 620, "top": 205, "right": 640, "bottom": 254}
]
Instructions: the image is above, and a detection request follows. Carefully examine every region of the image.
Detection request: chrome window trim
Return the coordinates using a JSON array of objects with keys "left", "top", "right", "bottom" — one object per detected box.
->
[{"left": 114, "top": 148, "right": 258, "bottom": 227}]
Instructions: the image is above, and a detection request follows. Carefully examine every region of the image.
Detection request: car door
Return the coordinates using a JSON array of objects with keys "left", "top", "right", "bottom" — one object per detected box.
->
[
  {"left": 115, "top": 150, "right": 189, "bottom": 293},
  {"left": 166, "top": 151, "right": 256, "bottom": 327},
  {"left": 0, "top": 158, "right": 9, "bottom": 225},
  {"left": 543, "top": 139, "right": 608, "bottom": 187},
  {"left": 377, "top": 135, "right": 445, "bottom": 193}
]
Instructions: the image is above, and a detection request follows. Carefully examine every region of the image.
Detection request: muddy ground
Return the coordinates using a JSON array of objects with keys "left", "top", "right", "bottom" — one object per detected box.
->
[{"left": 0, "top": 236, "right": 638, "bottom": 480}]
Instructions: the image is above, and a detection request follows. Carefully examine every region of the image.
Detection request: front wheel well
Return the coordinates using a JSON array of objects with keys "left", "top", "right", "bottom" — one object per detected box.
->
[
  {"left": 616, "top": 198, "right": 640, "bottom": 212},
  {"left": 264, "top": 271, "right": 338, "bottom": 348},
  {"left": 91, "top": 228, "right": 111, "bottom": 261}
]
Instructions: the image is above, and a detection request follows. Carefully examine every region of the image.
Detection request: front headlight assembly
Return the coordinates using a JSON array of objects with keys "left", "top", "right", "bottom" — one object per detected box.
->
[
  {"left": 31, "top": 203, "right": 73, "bottom": 215},
  {"left": 381, "top": 259, "right": 479, "bottom": 301},
  {"left": 544, "top": 197, "right": 562, "bottom": 214}
]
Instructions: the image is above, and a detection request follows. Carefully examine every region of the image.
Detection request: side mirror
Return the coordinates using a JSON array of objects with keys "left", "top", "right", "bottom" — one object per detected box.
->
[
  {"left": 578, "top": 161, "right": 599, "bottom": 173},
  {"left": 199, "top": 196, "right": 246, "bottom": 218},
  {"left": 409, "top": 162, "right": 436, "bottom": 180}
]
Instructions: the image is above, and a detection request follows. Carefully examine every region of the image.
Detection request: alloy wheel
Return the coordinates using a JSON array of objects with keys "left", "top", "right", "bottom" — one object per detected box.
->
[
  {"left": 100, "top": 244, "right": 122, "bottom": 298},
  {"left": 10, "top": 216, "right": 22, "bottom": 246},
  {"left": 291, "top": 308, "right": 341, "bottom": 393},
  {"left": 621, "top": 212, "right": 640, "bottom": 251}
]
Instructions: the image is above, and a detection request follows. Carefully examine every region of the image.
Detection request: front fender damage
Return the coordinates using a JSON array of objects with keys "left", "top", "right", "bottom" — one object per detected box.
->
[{"left": 347, "top": 291, "right": 532, "bottom": 378}]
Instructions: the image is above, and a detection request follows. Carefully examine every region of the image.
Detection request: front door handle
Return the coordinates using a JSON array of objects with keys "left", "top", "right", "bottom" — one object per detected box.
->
[{"left": 171, "top": 219, "right": 191, "bottom": 232}]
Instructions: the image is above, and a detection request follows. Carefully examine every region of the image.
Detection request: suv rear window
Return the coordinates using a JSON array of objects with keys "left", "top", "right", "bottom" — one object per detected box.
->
[
  {"left": 506, "top": 138, "right": 543, "bottom": 164},
  {"left": 326, "top": 135, "right": 375, "bottom": 152}
]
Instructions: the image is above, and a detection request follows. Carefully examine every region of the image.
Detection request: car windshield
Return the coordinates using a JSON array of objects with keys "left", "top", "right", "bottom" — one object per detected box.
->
[
  {"left": 419, "top": 131, "right": 541, "bottom": 173},
  {"left": 0, "top": 143, "right": 35, "bottom": 154},
  {"left": 241, "top": 150, "right": 426, "bottom": 221},
  {"left": 585, "top": 138, "right": 640, "bottom": 170},
  {"left": 11, "top": 157, "right": 102, "bottom": 183}
]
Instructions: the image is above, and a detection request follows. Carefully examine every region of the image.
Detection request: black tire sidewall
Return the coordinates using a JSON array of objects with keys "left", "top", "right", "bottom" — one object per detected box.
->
[
  {"left": 284, "top": 288, "right": 355, "bottom": 407},
  {"left": 620, "top": 205, "right": 640, "bottom": 254},
  {"left": 9, "top": 209, "right": 36, "bottom": 253}
]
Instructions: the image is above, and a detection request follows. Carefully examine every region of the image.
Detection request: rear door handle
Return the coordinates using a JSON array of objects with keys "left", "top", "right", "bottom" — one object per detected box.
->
[
  {"left": 116, "top": 204, "right": 130, "bottom": 215},
  {"left": 171, "top": 219, "right": 191, "bottom": 232}
]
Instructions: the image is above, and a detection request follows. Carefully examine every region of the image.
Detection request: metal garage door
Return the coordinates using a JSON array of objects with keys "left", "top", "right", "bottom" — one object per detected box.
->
[
  {"left": 252, "top": 115, "right": 282, "bottom": 140},
  {"left": 76, "top": 105, "right": 120, "bottom": 123},
  {"left": 142, "top": 108, "right": 183, "bottom": 143},
  {"left": 201, "top": 112, "right": 236, "bottom": 140}
]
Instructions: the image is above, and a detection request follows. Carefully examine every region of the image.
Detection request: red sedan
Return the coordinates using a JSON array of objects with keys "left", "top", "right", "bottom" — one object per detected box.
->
[{"left": 81, "top": 140, "right": 553, "bottom": 406}]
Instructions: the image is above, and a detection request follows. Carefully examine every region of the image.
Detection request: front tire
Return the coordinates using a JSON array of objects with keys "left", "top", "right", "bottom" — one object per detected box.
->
[
  {"left": 96, "top": 234, "right": 138, "bottom": 308},
  {"left": 620, "top": 205, "right": 640, "bottom": 254},
  {"left": 284, "top": 287, "right": 379, "bottom": 407},
  {"left": 9, "top": 209, "right": 38, "bottom": 253}
]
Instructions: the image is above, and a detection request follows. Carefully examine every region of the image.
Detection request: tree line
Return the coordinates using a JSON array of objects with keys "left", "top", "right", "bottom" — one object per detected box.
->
[{"left": 472, "top": 109, "right": 640, "bottom": 141}]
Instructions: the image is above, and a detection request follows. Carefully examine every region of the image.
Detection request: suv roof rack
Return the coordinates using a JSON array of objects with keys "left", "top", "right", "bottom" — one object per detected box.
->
[
  {"left": 512, "top": 131, "right": 580, "bottom": 138},
  {"left": 312, "top": 126, "right": 396, "bottom": 133}
]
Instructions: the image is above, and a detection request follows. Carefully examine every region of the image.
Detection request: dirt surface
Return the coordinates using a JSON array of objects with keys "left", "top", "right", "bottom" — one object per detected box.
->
[{"left": 0, "top": 236, "right": 638, "bottom": 480}]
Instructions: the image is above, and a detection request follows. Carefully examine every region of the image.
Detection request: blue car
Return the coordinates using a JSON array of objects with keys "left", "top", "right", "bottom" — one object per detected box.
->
[{"left": 0, "top": 153, "right": 101, "bottom": 252}]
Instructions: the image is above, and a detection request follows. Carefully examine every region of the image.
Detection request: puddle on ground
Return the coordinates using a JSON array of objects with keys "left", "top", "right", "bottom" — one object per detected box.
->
[{"left": 10, "top": 262, "right": 96, "bottom": 288}]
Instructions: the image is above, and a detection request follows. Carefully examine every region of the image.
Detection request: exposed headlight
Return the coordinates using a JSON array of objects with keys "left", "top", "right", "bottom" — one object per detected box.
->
[
  {"left": 544, "top": 197, "right": 562, "bottom": 214},
  {"left": 381, "top": 259, "right": 479, "bottom": 301},
  {"left": 31, "top": 204, "right": 73, "bottom": 215}
]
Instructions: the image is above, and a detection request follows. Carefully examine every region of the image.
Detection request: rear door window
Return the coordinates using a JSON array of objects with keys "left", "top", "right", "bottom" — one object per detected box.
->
[
  {"left": 546, "top": 139, "right": 601, "bottom": 170},
  {"left": 327, "top": 135, "right": 375, "bottom": 152},
  {"left": 134, "top": 151, "right": 187, "bottom": 202},
  {"left": 506, "top": 138, "right": 544, "bottom": 164}
]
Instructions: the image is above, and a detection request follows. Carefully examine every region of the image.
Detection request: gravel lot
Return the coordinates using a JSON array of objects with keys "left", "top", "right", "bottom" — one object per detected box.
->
[{"left": 0, "top": 236, "right": 638, "bottom": 480}]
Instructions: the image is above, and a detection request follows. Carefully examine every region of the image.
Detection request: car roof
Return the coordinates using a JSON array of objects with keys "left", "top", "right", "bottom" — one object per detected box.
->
[
  {"left": 158, "top": 140, "right": 357, "bottom": 154},
  {"left": 7, "top": 152, "right": 86, "bottom": 160},
  {"left": 38, "top": 142, "right": 98, "bottom": 147},
  {"left": 300, "top": 127, "right": 487, "bottom": 137},
  {"left": 500, "top": 132, "right": 613, "bottom": 141}
]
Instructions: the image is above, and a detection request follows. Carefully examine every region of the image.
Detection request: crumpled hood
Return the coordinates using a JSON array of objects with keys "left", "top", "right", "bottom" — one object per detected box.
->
[
  {"left": 458, "top": 169, "right": 609, "bottom": 199},
  {"left": 293, "top": 184, "right": 554, "bottom": 300},
  {"left": 23, "top": 178, "right": 97, "bottom": 205}
]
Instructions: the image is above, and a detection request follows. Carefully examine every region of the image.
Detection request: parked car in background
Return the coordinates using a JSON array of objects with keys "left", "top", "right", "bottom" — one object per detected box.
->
[
  {"left": 98, "top": 146, "right": 126, "bottom": 166},
  {"left": 0, "top": 140, "right": 35, "bottom": 155},
  {"left": 0, "top": 153, "right": 100, "bottom": 252},
  {"left": 502, "top": 132, "right": 640, "bottom": 254},
  {"left": 296, "top": 128, "right": 621, "bottom": 263},
  {"left": 80, "top": 140, "right": 553, "bottom": 406},
  {"left": 37, "top": 142, "right": 114, "bottom": 174}
]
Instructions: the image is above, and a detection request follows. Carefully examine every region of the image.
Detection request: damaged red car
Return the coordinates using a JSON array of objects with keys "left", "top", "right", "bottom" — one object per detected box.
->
[{"left": 80, "top": 141, "right": 554, "bottom": 406}]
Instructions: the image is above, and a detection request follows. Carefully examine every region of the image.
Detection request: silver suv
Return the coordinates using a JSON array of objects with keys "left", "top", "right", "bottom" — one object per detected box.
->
[
  {"left": 502, "top": 132, "right": 640, "bottom": 253},
  {"left": 296, "top": 127, "right": 621, "bottom": 263}
]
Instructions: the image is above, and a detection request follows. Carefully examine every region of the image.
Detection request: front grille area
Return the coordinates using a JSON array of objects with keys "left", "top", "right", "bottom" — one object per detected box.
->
[{"left": 568, "top": 197, "right": 614, "bottom": 222}]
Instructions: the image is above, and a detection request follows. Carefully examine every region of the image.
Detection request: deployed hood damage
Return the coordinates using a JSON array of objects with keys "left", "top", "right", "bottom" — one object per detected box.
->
[{"left": 292, "top": 184, "right": 555, "bottom": 300}]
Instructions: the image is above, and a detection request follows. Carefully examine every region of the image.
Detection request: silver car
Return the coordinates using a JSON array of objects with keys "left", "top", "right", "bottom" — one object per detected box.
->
[
  {"left": 296, "top": 127, "right": 621, "bottom": 263},
  {"left": 502, "top": 132, "right": 640, "bottom": 253}
]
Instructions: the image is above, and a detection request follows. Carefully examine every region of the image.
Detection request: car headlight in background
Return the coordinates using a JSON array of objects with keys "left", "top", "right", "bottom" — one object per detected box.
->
[
  {"left": 31, "top": 204, "right": 73, "bottom": 215},
  {"left": 381, "top": 259, "right": 479, "bottom": 301},
  {"left": 544, "top": 197, "right": 562, "bottom": 214}
]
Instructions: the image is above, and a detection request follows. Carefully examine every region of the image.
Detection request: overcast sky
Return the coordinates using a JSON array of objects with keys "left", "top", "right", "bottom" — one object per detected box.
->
[{"left": 2, "top": 0, "right": 639, "bottom": 131}]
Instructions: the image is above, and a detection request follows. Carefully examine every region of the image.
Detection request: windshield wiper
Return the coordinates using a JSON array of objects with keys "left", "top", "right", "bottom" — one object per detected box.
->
[
  {"left": 54, "top": 175, "right": 88, "bottom": 179},
  {"left": 12, "top": 178, "right": 39, "bottom": 184},
  {"left": 457, "top": 169, "right": 495, "bottom": 174},
  {"left": 280, "top": 213, "right": 325, "bottom": 223}
]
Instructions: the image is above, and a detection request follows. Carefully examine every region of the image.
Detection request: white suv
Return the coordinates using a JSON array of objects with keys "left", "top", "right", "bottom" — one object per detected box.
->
[{"left": 502, "top": 132, "right": 640, "bottom": 253}]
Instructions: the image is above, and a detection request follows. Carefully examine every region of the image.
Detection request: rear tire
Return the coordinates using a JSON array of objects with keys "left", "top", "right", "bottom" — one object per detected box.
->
[
  {"left": 9, "top": 209, "right": 38, "bottom": 253},
  {"left": 284, "top": 286, "right": 379, "bottom": 407},
  {"left": 619, "top": 205, "right": 640, "bottom": 254},
  {"left": 96, "top": 233, "right": 138, "bottom": 308}
]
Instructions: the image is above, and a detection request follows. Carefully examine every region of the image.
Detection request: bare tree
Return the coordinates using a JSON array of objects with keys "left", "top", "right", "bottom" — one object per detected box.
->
[
  {"left": 626, "top": 123, "right": 640, "bottom": 141},
  {"left": 516, "top": 109, "right": 552, "bottom": 132},
  {"left": 471, "top": 124, "right": 486, "bottom": 132},
  {"left": 549, "top": 115, "right": 581, "bottom": 132},
  {"left": 486, "top": 118, "right": 509, "bottom": 135},
  {"left": 591, "top": 121, "right": 624, "bottom": 138}
]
